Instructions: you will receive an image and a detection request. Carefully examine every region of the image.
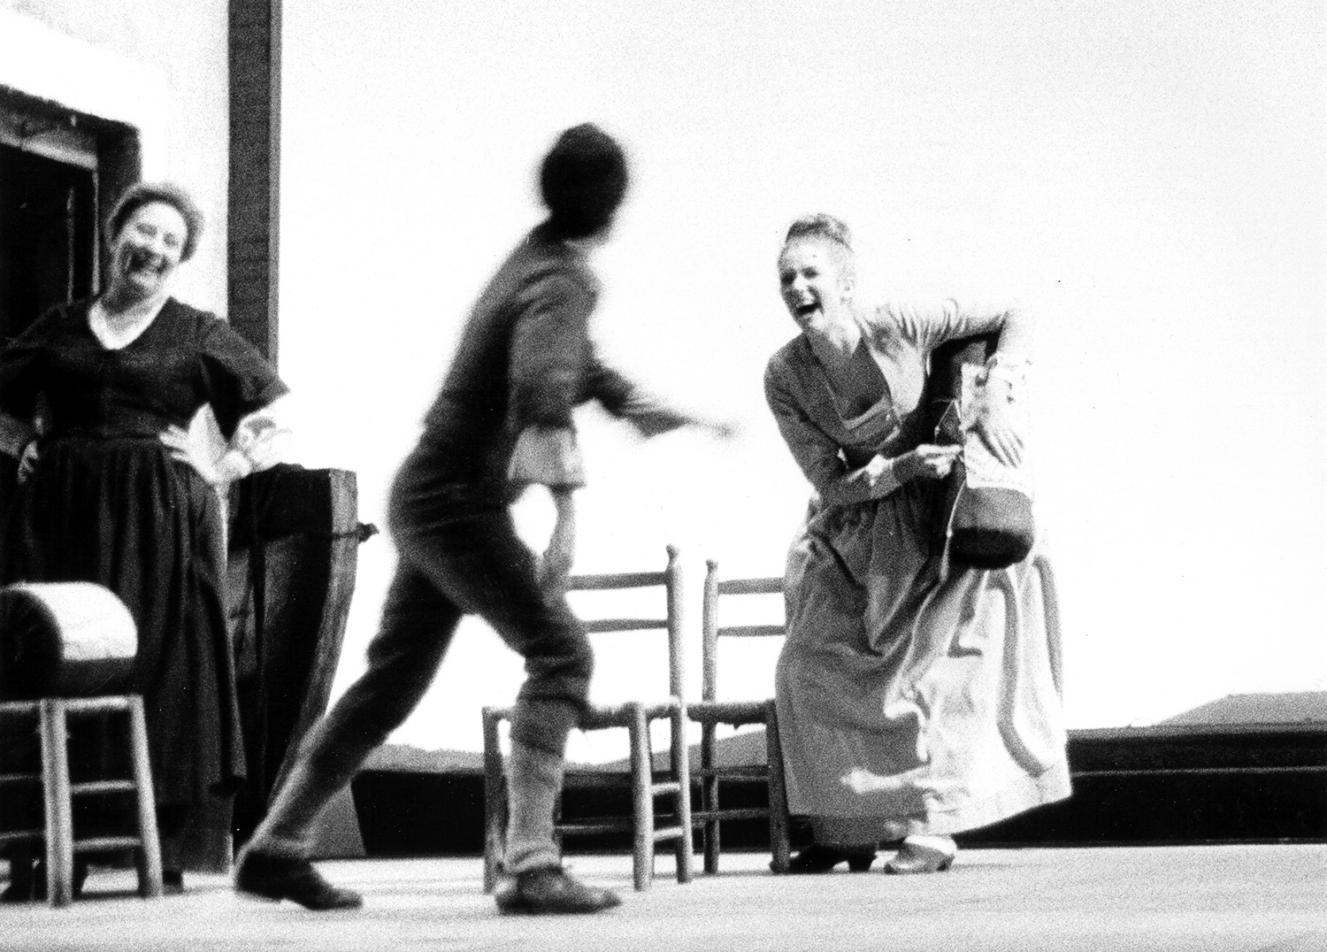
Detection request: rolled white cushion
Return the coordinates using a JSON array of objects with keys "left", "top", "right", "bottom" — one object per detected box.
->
[{"left": 0, "top": 582, "right": 137, "bottom": 698}]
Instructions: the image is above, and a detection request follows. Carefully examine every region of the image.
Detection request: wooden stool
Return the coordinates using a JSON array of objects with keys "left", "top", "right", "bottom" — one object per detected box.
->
[{"left": 0, "top": 695, "right": 163, "bottom": 906}]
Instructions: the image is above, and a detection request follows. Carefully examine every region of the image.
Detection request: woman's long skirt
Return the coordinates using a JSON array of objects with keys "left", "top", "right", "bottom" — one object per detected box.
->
[{"left": 775, "top": 482, "right": 1070, "bottom": 844}]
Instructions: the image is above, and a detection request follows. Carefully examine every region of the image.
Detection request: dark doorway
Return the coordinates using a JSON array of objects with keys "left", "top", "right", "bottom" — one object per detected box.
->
[
  {"left": 0, "top": 144, "right": 98, "bottom": 343},
  {"left": 0, "top": 90, "right": 136, "bottom": 510}
]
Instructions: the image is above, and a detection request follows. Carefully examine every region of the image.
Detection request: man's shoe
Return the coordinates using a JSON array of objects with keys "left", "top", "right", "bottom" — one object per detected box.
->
[
  {"left": 777, "top": 843, "right": 876, "bottom": 874},
  {"left": 234, "top": 849, "right": 363, "bottom": 910},
  {"left": 494, "top": 866, "right": 621, "bottom": 915}
]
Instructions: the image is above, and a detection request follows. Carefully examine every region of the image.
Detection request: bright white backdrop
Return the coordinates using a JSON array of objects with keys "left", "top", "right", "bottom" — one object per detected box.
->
[{"left": 275, "top": 0, "right": 1327, "bottom": 759}]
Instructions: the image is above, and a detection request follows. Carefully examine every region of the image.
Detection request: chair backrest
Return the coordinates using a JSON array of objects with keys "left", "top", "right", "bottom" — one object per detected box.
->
[
  {"left": 566, "top": 544, "right": 685, "bottom": 701},
  {"left": 700, "top": 561, "right": 784, "bottom": 703}
]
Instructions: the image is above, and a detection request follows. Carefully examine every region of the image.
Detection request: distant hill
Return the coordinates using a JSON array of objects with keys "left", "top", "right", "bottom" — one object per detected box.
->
[
  {"left": 364, "top": 692, "right": 1327, "bottom": 776},
  {"left": 365, "top": 730, "right": 768, "bottom": 776},
  {"left": 364, "top": 744, "right": 483, "bottom": 772},
  {"left": 1161, "top": 691, "right": 1327, "bottom": 726}
]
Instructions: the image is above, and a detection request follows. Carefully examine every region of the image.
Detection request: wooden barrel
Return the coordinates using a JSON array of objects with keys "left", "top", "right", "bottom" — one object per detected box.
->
[{"left": 0, "top": 582, "right": 137, "bottom": 699}]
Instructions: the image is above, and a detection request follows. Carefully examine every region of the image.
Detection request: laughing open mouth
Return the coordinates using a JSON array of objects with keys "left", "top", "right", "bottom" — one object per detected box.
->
[{"left": 128, "top": 249, "right": 164, "bottom": 276}]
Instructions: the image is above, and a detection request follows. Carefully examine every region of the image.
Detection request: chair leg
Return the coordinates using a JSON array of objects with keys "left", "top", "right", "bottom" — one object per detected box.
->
[
  {"left": 670, "top": 705, "right": 693, "bottom": 884},
  {"left": 126, "top": 697, "right": 163, "bottom": 899},
  {"left": 628, "top": 704, "right": 653, "bottom": 891},
  {"left": 38, "top": 700, "right": 74, "bottom": 908},
  {"left": 700, "top": 722, "right": 720, "bottom": 874},
  {"left": 764, "top": 702, "right": 791, "bottom": 874},
  {"left": 480, "top": 708, "right": 506, "bottom": 894}
]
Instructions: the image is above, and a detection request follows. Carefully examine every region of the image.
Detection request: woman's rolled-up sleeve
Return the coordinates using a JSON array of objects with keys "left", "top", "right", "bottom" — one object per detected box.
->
[
  {"left": 883, "top": 298, "right": 1030, "bottom": 358},
  {"left": 198, "top": 318, "right": 289, "bottom": 438}
]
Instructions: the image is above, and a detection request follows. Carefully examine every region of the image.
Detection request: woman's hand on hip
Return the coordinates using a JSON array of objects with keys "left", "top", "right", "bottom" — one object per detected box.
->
[
  {"left": 894, "top": 444, "right": 962, "bottom": 482},
  {"left": 16, "top": 439, "right": 39, "bottom": 483},
  {"left": 159, "top": 423, "right": 225, "bottom": 485}
]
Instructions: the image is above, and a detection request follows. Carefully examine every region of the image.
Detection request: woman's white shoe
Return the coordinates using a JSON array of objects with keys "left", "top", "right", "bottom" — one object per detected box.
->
[{"left": 883, "top": 835, "right": 957, "bottom": 874}]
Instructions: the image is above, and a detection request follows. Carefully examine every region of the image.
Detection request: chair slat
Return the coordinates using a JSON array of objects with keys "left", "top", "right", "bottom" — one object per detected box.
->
[
  {"left": 60, "top": 697, "right": 135, "bottom": 715},
  {"left": 0, "top": 700, "right": 42, "bottom": 717},
  {"left": 70, "top": 780, "right": 137, "bottom": 796},
  {"left": 0, "top": 829, "right": 43, "bottom": 844},
  {"left": 582, "top": 618, "right": 667, "bottom": 633},
  {"left": 558, "top": 819, "right": 635, "bottom": 837},
  {"left": 73, "top": 836, "right": 143, "bottom": 852},
  {"left": 695, "top": 759, "right": 769, "bottom": 775},
  {"left": 0, "top": 773, "right": 41, "bottom": 785},
  {"left": 717, "top": 624, "right": 784, "bottom": 638},
  {"left": 570, "top": 572, "right": 667, "bottom": 591},
  {"left": 716, "top": 577, "right": 782, "bottom": 595},
  {"left": 688, "top": 699, "right": 768, "bottom": 724},
  {"left": 579, "top": 700, "right": 678, "bottom": 728},
  {"left": 692, "top": 807, "right": 770, "bottom": 822}
]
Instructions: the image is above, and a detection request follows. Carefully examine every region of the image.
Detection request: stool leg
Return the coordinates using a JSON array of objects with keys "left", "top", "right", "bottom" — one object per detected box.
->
[
  {"left": 39, "top": 700, "right": 74, "bottom": 908},
  {"left": 127, "top": 698, "right": 163, "bottom": 899}
]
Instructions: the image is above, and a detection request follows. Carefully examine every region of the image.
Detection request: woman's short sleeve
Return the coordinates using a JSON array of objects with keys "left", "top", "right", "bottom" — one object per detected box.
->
[{"left": 198, "top": 318, "right": 289, "bottom": 438}]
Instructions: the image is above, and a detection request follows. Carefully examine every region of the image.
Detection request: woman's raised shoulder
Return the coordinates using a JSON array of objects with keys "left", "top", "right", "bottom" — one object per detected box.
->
[
  {"left": 865, "top": 298, "right": 964, "bottom": 350},
  {"left": 859, "top": 301, "right": 913, "bottom": 343},
  {"left": 764, "top": 334, "right": 808, "bottom": 381}
]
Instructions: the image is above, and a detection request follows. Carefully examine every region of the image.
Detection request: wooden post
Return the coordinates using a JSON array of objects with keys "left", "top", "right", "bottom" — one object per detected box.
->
[{"left": 228, "top": 0, "right": 281, "bottom": 362}]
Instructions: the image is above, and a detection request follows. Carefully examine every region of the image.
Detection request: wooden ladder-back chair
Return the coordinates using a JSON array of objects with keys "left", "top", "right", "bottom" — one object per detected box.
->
[
  {"left": 689, "top": 562, "right": 792, "bottom": 874},
  {"left": 482, "top": 546, "right": 693, "bottom": 892}
]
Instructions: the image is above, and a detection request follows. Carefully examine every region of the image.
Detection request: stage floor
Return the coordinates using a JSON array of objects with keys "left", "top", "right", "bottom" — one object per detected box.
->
[{"left": 3, "top": 844, "right": 1325, "bottom": 951}]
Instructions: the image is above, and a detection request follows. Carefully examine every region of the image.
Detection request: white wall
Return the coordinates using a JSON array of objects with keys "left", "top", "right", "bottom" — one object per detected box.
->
[{"left": 277, "top": 0, "right": 1327, "bottom": 758}]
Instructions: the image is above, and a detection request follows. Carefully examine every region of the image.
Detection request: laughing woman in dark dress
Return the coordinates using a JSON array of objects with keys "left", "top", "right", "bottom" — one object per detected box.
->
[{"left": 0, "top": 182, "right": 289, "bottom": 896}]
